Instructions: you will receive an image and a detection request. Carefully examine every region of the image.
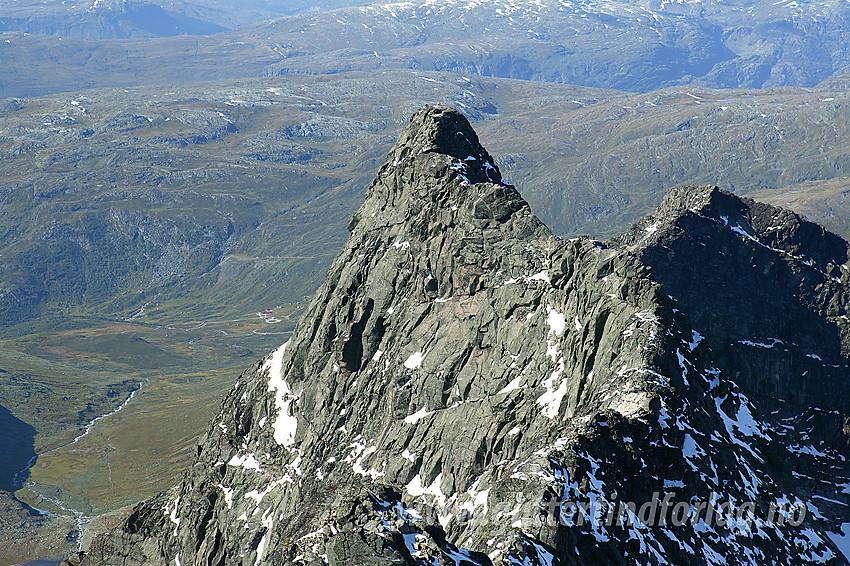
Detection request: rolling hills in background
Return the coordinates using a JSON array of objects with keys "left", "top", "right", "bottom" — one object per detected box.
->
[{"left": 3, "top": 71, "right": 849, "bottom": 336}]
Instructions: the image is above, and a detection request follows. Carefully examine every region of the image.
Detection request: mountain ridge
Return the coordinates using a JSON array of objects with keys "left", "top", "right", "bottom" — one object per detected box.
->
[
  {"left": 4, "top": 0, "right": 850, "bottom": 99},
  {"left": 76, "top": 106, "right": 850, "bottom": 565},
  {"left": 617, "top": 185, "right": 850, "bottom": 412}
]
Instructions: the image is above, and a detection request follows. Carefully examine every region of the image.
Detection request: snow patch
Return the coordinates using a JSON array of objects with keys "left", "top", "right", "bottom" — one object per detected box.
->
[
  {"left": 498, "top": 376, "right": 523, "bottom": 395},
  {"left": 163, "top": 496, "right": 180, "bottom": 537},
  {"left": 402, "top": 448, "right": 418, "bottom": 462},
  {"left": 688, "top": 330, "right": 704, "bottom": 351},
  {"left": 528, "top": 539, "right": 555, "bottom": 566},
  {"left": 460, "top": 487, "right": 490, "bottom": 516},
  {"left": 254, "top": 532, "right": 267, "bottom": 566},
  {"left": 406, "top": 473, "right": 446, "bottom": 507},
  {"left": 545, "top": 306, "right": 566, "bottom": 336},
  {"left": 264, "top": 340, "right": 299, "bottom": 446},
  {"left": 228, "top": 453, "right": 262, "bottom": 471},
  {"left": 404, "top": 351, "right": 424, "bottom": 369},
  {"left": 214, "top": 484, "right": 234, "bottom": 509},
  {"left": 245, "top": 479, "right": 287, "bottom": 506},
  {"left": 404, "top": 407, "right": 433, "bottom": 424},
  {"left": 537, "top": 360, "right": 567, "bottom": 419},
  {"left": 787, "top": 443, "right": 832, "bottom": 458},
  {"left": 738, "top": 338, "right": 783, "bottom": 349},
  {"left": 345, "top": 441, "right": 385, "bottom": 480}
]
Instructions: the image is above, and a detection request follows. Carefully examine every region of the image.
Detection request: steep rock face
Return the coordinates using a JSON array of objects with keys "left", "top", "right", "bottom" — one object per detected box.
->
[
  {"left": 82, "top": 108, "right": 850, "bottom": 565},
  {"left": 616, "top": 185, "right": 850, "bottom": 556},
  {"left": 618, "top": 185, "right": 850, "bottom": 414}
]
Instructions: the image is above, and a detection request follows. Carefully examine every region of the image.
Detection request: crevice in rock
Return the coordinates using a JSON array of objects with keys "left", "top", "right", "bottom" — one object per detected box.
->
[
  {"left": 342, "top": 298, "right": 374, "bottom": 372},
  {"left": 194, "top": 491, "right": 218, "bottom": 552}
]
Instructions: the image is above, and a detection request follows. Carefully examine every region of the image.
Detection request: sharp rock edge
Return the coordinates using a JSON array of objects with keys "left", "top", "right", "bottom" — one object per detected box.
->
[{"left": 81, "top": 106, "right": 850, "bottom": 566}]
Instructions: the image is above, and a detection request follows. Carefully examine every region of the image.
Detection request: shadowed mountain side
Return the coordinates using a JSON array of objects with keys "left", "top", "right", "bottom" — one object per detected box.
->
[{"left": 616, "top": 186, "right": 850, "bottom": 416}]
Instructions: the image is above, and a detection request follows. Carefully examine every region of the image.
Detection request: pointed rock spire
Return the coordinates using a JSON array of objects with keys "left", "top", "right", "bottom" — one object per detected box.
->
[{"left": 349, "top": 106, "right": 531, "bottom": 233}]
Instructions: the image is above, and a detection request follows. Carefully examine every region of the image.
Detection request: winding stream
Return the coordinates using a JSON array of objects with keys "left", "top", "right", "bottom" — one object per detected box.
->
[{"left": 14, "top": 381, "right": 144, "bottom": 550}]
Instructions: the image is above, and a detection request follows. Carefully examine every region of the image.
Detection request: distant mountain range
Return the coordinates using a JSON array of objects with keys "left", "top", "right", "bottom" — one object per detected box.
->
[
  {"left": 2, "top": 0, "right": 850, "bottom": 96},
  {"left": 251, "top": 0, "right": 850, "bottom": 91},
  {"left": 0, "top": 0, "right": 375, "bottom": 36},
  {"left": 0, "top": 0, "right": 226, "bottom": 38}
]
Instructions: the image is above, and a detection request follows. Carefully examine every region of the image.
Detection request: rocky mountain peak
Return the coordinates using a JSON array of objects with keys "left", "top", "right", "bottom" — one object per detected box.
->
[
  {"left": 392, "top": 105, "right": 497, "bottom": 168},
  {"left": 351, "top": 106, "right": 524, "bottom": 235},
  {"left": 81, "top": 109, "right": 850, "bottom": 566},
  {"left": 344, "top": 105, "right": 549, "bottom": 304},
  {"left": 633, "top": 184, "right": 850, "bottom": 272},
  {"left": 617, "top": 184, "right": 850, "bottom": 416},
  {"left": 655, "top": 184, "right": 747, "bottom": 222}
]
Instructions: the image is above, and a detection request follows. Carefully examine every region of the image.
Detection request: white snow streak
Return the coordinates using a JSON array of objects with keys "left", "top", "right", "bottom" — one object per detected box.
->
[
  {"left": 404, "top": 407, "right": 433, "bottom": 424},
  {"left": 264, "top": 340, "right": 298, "bottom": 446}
]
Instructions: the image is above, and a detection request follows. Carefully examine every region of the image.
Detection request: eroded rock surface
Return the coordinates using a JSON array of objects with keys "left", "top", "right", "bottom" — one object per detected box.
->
[{"left": 81, "top": 107, "right": 850, "bottom": 566}]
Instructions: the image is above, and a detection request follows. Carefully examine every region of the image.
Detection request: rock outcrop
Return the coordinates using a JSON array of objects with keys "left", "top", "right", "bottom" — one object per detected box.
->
[{"left": 80, "top": 106, "right": 850, "bottom": 565}]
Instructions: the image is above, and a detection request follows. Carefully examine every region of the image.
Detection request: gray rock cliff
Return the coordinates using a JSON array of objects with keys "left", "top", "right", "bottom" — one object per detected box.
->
[{"left": 80, "top": 107, "right": 850, "bottom": 565}]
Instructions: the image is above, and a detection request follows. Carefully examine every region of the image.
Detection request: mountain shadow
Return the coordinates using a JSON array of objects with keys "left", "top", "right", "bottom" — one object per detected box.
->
[
  {"left": 617, "top": 186, "right": 850, "bottom": 416},
  {"left": 0, "top": 403, "right": 37, "bottom": 493}
]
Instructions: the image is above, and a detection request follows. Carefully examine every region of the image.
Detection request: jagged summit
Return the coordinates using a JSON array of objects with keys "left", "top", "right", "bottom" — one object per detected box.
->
[
  {"left": 81, "top": 110, "right": 850, "bottom": 566},
  {"left": 351, "top": 106, "right": 530, "bottom": 235},
  {"left": 618, "top": 184, "right": 850, "bottom": 416},
  {"left": 343, "top": 105, "right": 549, "bottom": 303},
  {"left": 623, "top": 185, "right": 850, "bottom": 273},
  {"left": 391, "top": 106, "right": 501, "bottom": 174}
]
